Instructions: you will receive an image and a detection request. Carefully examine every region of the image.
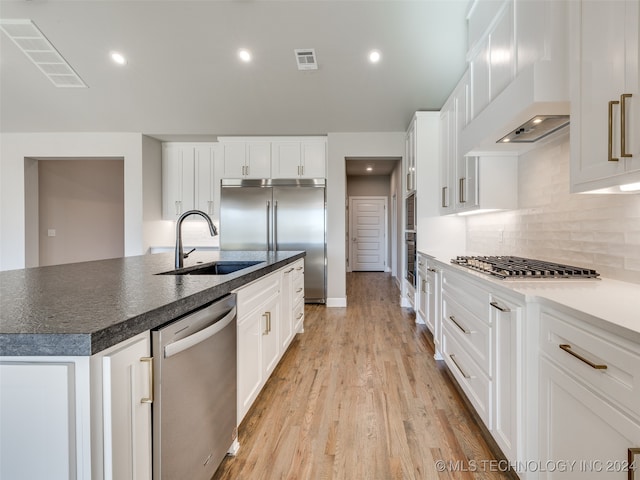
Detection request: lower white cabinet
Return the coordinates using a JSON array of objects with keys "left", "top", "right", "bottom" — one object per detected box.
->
[
  {"left": 538, "top": 306, "right": 640, "bottom": 479},
  {"left": 91, "top": 331, "right": 152, "bottom": 480},
  {"left": 416, "top": 253, "right": 428, "bottom": 328},
  {"left": 440, "top": 266, "right": 525, "bottom": 467},
  {"left": 0, "top": 332, "right": 152, "bottom": 480},
  {"left": 236, "top": 260, "right": 304, "bottom": 423}
]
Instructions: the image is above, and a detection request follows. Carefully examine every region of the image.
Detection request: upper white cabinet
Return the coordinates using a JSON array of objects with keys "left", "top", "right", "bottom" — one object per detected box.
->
[
  {"left": 162, "top": 143, "right": 220, "bottom": 220},
  {"left": 219, "top": 140, "right": 271, "bottom": 179},
  {"left": 405, "top": 123, "right": 417, "bottom": 193},
  {"left": 569, "top": 0, "right": 640, "bottom": 193},
  {"left": 460, "top": 0, "right": 569, "bottom": 156},
  {"left": 439, "top": 70, "right": 517, "bottom": 215},
  {"left": 271, "top": 138, "right": 326, "bottom": 179}
]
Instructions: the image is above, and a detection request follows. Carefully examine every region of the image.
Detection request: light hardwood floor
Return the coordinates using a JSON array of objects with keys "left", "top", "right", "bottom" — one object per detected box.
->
[{"left": 213, "top": 272, "right": 511, "bottom": 480}]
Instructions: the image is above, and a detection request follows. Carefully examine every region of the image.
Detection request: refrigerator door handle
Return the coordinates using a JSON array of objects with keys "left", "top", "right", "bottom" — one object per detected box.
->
[
  {"left": 273, "top": 200, "right": 278, "bottom": 251},
  {"left": 266, "top": 200, "right": 271, "bottom": 250}
]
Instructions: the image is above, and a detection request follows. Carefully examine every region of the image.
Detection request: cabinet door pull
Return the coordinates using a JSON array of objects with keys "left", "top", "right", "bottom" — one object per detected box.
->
[
  {"left": 421, "top": 279, "right": 427, "bottom": 293},
  {"left": 442, "top": 186, "right": 448, "bottom": 208},
  {"left": 262, "top": 312, "right": 270, "bottom": 335},
  {"left": 609, "top": 100, "right": 620, "bottom": 162},
  {"left": 449, "top": 315, "right": 471, "bottom": 334},
  {"left": 559, "top": 344, "right": 607, "bottom": 370},
  {"left": 629, "top": 448, "right": 640, "bottom": 480},
  {"left": 621, "top": 93, "right": 633, "bottom": 158},
  {"left": 490, "top": 301, "right": 510, "bottom": 313},
  {"left": 140, "top": 357, "right": 154, "bottom": 404},
  {"left": 428, "top": 267, "right": 438, "bottom": 273},
  {"left": 284, "top": 267, "right": 294, "bottom": 274},
  {"left": 296, "top": 312, "right": 304, "bottom": 320},
  {"left": 207, "top": 200, "right": 213, "bottom": 215},
  {"left": 175, "top": 200, "right": 182, "bottom": 216},
  {"left": 449, "top": 354, "right": 471, "bottom": 379},
  {"left": 459, "top": 177, "right": 466, "bottom": 203}
]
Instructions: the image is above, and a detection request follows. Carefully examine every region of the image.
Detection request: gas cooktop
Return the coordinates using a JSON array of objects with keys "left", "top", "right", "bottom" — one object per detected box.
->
[{"left": 451, "top": 255, "right": 600, "bottom": 280}]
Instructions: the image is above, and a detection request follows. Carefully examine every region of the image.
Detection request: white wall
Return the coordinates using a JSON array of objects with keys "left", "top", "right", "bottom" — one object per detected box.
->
[
  {"left": 326, "top": 132, "right": 406, "bottom": 306},
  {"left": 0, "top": 133, "right": 160, "bottom": 271},
  {"left": 466, "top": 132, "right": 640, "bottom": 284}
]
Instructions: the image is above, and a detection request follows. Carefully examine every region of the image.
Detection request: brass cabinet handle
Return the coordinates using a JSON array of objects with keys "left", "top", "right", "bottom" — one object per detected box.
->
[
  {"left": 421, "top": 279, "right": 427, "bottom": 293},
  {"left": 609, "top": 100, "right": 620, "bottom": 162},
  {"left": 449, "top": 354, "right": 471, "bottom": 379},
  {"left": 459, "top": 177, "right": 466, "bottom": 203},
  {"left": 296, "top": 312, "right": 304, "bottom": 320},
  {"left": 284, "top": 267, "right": 294, "bottom": 274},
  {"left": 621, "top": 93, "right": 633, "bottom": 158},
  {"left": 296, "top": 288, "right": 303, "bottom": 293},
  {"left": 296, "top": 266, "right": 304, "bottom": 271},
  {"left": 629, "top": 448, "right": 640, "bottom": 480},
  {"left": 490, "top": 301, "right": 511, "bottom": 313},
  {"left": 427, "top": 268, "right": 438, "bottom": 273},
  {"left": 175, "top": 200, "right": 182, "bottom": 216},
  {"left": 207, "top": 200, "right": 213, "bottom": 215},
  {"left": 267, "top": 312, "right": 271, "bottom": 333},
  {"left": 441, "top": 186, "right": 448, "bottom": 208},
  {"left": 140, "top": 357, "right": 154, "bottom": 404},
  {"left": 559, "top": 344, "right": 607, "bottom": 370},
  {"left": 262, "top": 312, "right": 270, "bottom": 335},
  {"left": 449, "top": 315, "right": 471, "bottom": 335}
]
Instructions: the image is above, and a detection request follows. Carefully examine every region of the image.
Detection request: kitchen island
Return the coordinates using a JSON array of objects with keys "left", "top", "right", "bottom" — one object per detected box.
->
[
  {"left": 0, "top": 250, "right": 305, "bottom": 480},
  {"left": 0, "top": 249, "right": 304, "bottom": 356}
]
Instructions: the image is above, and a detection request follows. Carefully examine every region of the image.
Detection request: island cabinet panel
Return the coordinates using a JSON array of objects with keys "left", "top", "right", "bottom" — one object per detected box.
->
[
  {"left": 0, "top": 357, "right": 91, "bottom": 480},
  {"left": 90, "top": 331, "right": 152, "bottom": 480}
]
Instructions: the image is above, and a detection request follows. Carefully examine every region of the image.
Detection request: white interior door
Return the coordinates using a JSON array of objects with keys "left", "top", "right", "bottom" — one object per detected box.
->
[{"left": 349, "top": 197, "right": 387, "bottom": 271}]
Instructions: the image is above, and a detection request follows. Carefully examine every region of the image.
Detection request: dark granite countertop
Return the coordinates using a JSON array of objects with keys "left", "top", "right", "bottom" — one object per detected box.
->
[{"left": 0, "top": 250, "right": 305, "bottom": 356}]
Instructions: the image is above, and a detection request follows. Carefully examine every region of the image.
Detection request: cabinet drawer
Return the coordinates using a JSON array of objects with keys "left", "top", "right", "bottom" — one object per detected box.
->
[
  {"left": 540, "top": 309, "right": 640, "bottom": 419},
  {"left": 235, "top": 272, "right": 280, "bottom": 321},
  {"left": 442, "top": 270, "right": 491, "bottom": 325},
  {"left": 442, "top": 324, "right": 492, "bottom": 428},
  {"left": 442, "top": 292, "right": 492, "bottom": 375}
]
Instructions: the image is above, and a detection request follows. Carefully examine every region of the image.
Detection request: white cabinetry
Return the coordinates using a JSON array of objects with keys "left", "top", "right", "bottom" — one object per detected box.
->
[
  {"left": 440, "top": 267, "right": 524, "bottom": 465},
  {"left": 405, "top": 122, "right": 417, "bottom": 193},
  {"left": 91, "top": 332, "right": 152, "bottom": 480},
  {"left": 569, "top": 0, "right": 640, "bottom": 193},
  {"left": 236, "top": 261, "right": 304, "bottom": 423},
  {"left": 162, "top": 143, "right": 220, "bottom": 220},
  {"left": 439, "top": 70, "right": 517, "bottom": 215},
  {"left": 271, "top": 139, "right": 326, "bottom": 179},
  {"left": 220, "top": 140, "right": 272, "bottom": 179},
  {"left": 538, "top": 306, "right": 640, "bottom": 478},
  {"left": 280, "top": 259, "right": 305, "bottom": 350},
  {"left": 0, "top": 333, "right": 152, "bottom": 480}
]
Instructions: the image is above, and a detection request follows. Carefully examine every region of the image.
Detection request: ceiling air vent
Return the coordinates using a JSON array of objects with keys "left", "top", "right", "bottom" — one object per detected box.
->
[
  {"left": 294, "top": 49, "right": 318, "bottom": 70},
  {"left": 0, "top": 19, "right": 87, "bottom": 88}
]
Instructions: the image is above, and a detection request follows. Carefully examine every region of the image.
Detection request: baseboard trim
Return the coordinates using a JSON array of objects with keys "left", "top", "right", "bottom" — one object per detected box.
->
[{"left": 326, "top": 297, "right": 347, "bottom": 308}]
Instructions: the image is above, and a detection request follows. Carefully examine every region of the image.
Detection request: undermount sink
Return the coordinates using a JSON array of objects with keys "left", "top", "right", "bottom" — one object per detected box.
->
[{"left": 158, "top": 260, "right": 265, "bottom": 276}]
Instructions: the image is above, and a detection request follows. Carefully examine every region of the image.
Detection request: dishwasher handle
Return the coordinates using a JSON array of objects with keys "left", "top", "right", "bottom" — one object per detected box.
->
[{"left": 164, "top": 306, "right": 237, "bottom": 359}]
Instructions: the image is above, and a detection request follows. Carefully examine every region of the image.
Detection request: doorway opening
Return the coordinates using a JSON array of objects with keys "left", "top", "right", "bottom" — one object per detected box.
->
[{"left": 26, "top": 157, "right": 125, "bottom": 267}]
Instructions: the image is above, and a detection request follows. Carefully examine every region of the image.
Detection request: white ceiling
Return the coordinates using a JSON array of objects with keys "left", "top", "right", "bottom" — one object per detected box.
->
[{"left": 0, "top": 0, "right": 470, "bottom": 138}]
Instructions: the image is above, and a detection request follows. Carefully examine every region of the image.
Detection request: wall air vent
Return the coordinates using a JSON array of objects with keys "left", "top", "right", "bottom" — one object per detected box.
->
[
  {"left": 0, "top": 19, "right": 87, "bottom": 88},
  {"left": 294, "top": 49, "right": 318, "bottom": 70}
]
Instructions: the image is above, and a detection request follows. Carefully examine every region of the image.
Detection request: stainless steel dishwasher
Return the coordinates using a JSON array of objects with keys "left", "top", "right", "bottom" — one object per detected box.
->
[{"left": 152, "top": 293, "right": 237, "bottom": 480}]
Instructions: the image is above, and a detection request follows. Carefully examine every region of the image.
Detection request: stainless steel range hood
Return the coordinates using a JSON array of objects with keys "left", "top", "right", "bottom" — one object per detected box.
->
[{"left": 497, "top": 115, "right": 570, "bottom": 144}]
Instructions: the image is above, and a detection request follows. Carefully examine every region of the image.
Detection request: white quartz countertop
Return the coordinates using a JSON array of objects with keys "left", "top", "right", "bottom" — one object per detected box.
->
[{"left": 420, "top": 249, "right": 640, "bottom": 340}]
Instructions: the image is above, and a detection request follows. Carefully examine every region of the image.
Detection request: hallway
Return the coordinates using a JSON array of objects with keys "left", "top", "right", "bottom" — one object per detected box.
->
[{"left": 213, "top": 272, "right": 510, "bottom": 479}]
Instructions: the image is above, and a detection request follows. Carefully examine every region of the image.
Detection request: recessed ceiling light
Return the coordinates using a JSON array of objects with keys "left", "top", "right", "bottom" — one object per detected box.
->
[
  {"left": 366, "top": 166, "right": 373, "bottom": 172},
  {"left": 369, "top": 50, "right": 381, "bottom": 63},
  {"left": 110, "top": 51, "right": 127, "bottom": 65},
  {"left": 238, "top": 49, "right": 252, "bottom": 62}
]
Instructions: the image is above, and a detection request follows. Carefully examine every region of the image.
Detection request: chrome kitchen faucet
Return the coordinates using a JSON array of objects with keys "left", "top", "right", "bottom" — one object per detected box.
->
[{"left": 174, "top": 210, "right": 218, "bottom": 269}]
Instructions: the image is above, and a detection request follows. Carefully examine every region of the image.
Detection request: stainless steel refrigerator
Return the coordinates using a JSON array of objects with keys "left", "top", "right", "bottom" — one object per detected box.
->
[{"left": 220, "top": 178, "right": 326, "bottom": 303}]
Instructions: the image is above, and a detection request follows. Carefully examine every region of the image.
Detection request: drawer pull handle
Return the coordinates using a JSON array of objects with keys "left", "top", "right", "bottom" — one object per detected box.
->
[
  {"left": 284, "top": 267, "right": 294, "bottom": 274},
  {"left": 449, "top": 354, "right": 471, "bottom": 379},
  {"left": 559, "top": 344, "right": 607, "bottom": 370},
  {"left": 296, "top": 312, "right": 304, "bottom": 320},
  {"left": 490, "top": 301, "right": 510, "bottom": 313},
  {"left": 449, "top": 315, "right": 471, "bottom": 335},
  {"left": 140, "top": 357, "right": 154, "bottom": 404},
  {"left": 427, "top": 268, "right": 438, "bottom": 273}
]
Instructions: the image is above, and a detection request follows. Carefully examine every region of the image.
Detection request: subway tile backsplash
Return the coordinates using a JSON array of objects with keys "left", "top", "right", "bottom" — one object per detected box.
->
[{"left": 466, "top": 133, "right": 640, "bottom": 284}]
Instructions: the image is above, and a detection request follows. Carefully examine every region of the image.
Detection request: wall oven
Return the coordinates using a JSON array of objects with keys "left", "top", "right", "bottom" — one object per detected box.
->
[
  {"left": 405, "top": 231, "right": 416, "bottom": 286},
  {"left": 405, "top": 193, "right": 416, "bottom": 231}
]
